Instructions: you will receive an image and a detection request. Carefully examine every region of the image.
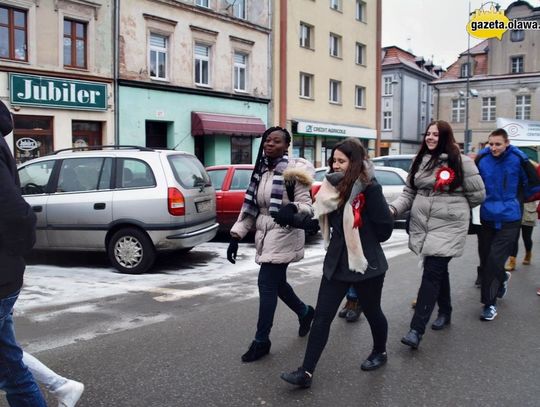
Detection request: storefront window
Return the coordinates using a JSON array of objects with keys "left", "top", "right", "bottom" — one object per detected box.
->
[
  {"left": 292, "top": 135, "right": 315, "bottom": 163},
  {"left": 72, "top": 120, "right": 102, "bottom": 148},
  {"left": 231, "top": 136, "right": 252, "bottom": 164},
  {"left": 13, "top": 115, "right": 54, "bottom": 164}
]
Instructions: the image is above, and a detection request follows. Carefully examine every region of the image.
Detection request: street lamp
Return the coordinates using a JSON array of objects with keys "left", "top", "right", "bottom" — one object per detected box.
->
[{"left": 464, "top": 0, "right": 501, "bottom": 153}]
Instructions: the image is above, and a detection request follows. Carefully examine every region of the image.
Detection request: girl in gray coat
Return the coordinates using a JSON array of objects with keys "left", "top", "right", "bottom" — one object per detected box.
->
[{"left": 389, "top": 120, "right": 485, "bottom": 349}]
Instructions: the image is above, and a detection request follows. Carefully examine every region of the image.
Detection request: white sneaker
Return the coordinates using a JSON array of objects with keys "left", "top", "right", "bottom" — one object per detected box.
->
[{"left": 52, "top": 379, "right": 85, "bottom": 407}]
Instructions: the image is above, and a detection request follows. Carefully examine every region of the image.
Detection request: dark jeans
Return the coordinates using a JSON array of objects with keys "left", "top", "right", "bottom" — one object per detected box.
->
[
  {"left": 0, "top": 290, "right": 47, "bottom": 407},
  {"left": 411, "top": 256, "right": 452, "bottom": 335},
  {"left": 255, "top": 263, "right": 306, "bottom": 342},
  {"left": 302, "top": 274, "right": 387, "bottom": 374},
  {"left": 510, "top": 225, "right": 534, "bottom": 257},
  {"left": 479, "top": 221, "right": 521, "bottom": 306}
]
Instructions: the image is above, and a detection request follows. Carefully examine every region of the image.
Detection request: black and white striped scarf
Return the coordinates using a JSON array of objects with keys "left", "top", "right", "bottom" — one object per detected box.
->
[{"left": 240, "top": 155, "right": 289, "bottom": 219}]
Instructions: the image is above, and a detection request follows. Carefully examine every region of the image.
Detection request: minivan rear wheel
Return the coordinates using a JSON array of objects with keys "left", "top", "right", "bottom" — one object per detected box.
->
[{"left": 108, "top": 228, "right": 156, "bottom": 274}]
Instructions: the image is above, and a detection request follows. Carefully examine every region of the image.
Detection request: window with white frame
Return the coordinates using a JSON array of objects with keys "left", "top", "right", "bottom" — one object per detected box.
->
[
  {"left": 460, "top": 63, "right": 471, "bottom": 78},
  {"left": 356, "top": 0, "right": 366, "bottom": 21},
  {"left": 233, "top": 0, "right": 246, "bottom": 19},
  {"left": 511, "top": 30, "right": 524, "bottom": 42},
  {"left": 451, "top": 99, "right": 465, "bottom": 122},
  {"left": 329, "top": 79, "right": 341, "bottom": 103},
  {"left": 355, "top": 42, "right": 365, "bottom": 64},
  {"left": 355, "top": 86, "right": 365, "bottom": 107},
  {"left": 383, "top": 76, "right": 393, "bottom": 95},
  {"left": 300, "top": 22, "right": 313, "bottom": 49},
  {"left": 195, "top": 43, "right": 211, "bottom": 86},
  {"left": 482, "top": 97, "right": 496, "bottom": 121},
  {"left": 149, "top": 33, "right": 168, "bottom": 80},
  {"left": 329, "top": 33, "right": 341, "bottom": 57},
  {"left": 330, "top": 0, "right": 342, "bottom": 11},
  {"left": 383, "top": 111, "right": 392, "bottom": 130},
  {"left": 195, "top": 0, "right": 209, "bottom": 7},
  {"left": 421, "top": 83, "right": 427, "bottom": 101},
  {"left": 233, "top": 51, "right": 247, "bottom": 91},
  {"left": 515, "top": 95, "right": 531, "bottom": 120},
  {"left": 511, "top": 56, "right": 524, "bottom": 73},
  {"left": 300, "top": 72, "right": 313, "bottom": 98}
]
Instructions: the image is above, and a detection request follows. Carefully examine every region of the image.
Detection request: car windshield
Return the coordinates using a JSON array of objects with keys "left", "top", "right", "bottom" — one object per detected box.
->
[{"left": 168, "top": 155, "right": 211, "bottom": 189}]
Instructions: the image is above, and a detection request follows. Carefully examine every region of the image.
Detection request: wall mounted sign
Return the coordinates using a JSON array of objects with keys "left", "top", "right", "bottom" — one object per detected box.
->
[
  {"left": 16, "top": 137, "right": 39, "bottom": 151},
  {"left": 9, "top": 73, "right": 108, "bottom": 111}
]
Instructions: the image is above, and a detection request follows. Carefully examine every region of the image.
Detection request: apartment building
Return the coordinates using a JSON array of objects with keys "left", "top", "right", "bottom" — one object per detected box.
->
[
  {"left": 380, "top": 46, "right": 441, "bottom": 155},
  {"left": 273, "top": 0, "right": 381, "bottom": 166},
  {"left": 118, "top": 0, "right": 271, "bottom": 166},
  {"left": 432, "top": 1, "right": 540, "bottom": 153},
  {"left": 0, "top": 0, "right": 114, "bottom": 163}
]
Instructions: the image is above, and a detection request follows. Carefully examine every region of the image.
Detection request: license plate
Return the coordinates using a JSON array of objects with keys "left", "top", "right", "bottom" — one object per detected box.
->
[{"left": 196, "top": 200, "right": 212, "bottom": 213}]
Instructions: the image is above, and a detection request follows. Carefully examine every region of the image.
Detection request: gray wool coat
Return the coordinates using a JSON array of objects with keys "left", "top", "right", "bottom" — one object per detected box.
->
[{"left": 390, "top": 153, "right": 485, "bottom": 258}]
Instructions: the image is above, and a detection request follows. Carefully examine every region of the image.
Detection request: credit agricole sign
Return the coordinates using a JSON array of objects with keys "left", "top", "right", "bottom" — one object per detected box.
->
[{"left": 9, "top": 73, "right": 107, "bottom": 111}]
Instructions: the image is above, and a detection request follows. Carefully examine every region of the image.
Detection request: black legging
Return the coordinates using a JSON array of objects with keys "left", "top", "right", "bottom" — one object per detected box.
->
[
  {"left": 302, "top": 274, "right": 387, "bottom": 373},
  {"left": 510, "top": 225, "right": 534, "bottom": 257}
]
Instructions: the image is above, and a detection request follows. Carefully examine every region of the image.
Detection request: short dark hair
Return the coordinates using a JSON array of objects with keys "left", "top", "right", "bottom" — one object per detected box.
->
[{"left": 489, "top": 128, "right": 508, "bottom": 141}]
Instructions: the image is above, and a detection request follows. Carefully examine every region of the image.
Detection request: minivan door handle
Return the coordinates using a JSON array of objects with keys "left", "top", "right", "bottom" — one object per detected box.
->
[
  {"left": 32, "top": 205, "right": 43, "bottom": 213},
  {"left": 94, "top": 203, "right": 106, "bottom": 210}
]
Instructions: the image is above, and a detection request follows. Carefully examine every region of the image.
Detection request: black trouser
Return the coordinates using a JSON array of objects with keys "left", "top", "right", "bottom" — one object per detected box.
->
[
  {"left": 410, "top": 256, "right": 452, "bottom": 335},
  {"left": 255, "top": 263, "right": 306, "bottom": 342},
  {"left": 478, "top": 221, "right": 521, "bottom": 306},
  {"left": 302, "top": 274, "right": 387, "bottom": 374},
  {"left": 510, "top": 225, "right": 534, "bottom": 257}
]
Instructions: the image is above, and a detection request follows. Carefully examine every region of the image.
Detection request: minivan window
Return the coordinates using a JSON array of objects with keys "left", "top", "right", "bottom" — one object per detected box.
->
[
  {"left": 57, "top": 158, "right": 105, "bottom": 192},
  {"left": 168, "top": 155, "right": 210, "bottom": 189},
  {"left": 19, "top": 160, "right": 55, "bottom": 195},
  {"left": 207, "top": 169, "right": 227, "bottom": 191},
  {"left": 117, "top": 158, "right": 156, "bottom": 189}
]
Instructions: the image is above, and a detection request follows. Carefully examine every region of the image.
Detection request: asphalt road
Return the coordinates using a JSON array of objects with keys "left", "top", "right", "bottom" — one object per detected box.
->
[{"left": 6, "top": 231, "right": 540, "bottom": 407}]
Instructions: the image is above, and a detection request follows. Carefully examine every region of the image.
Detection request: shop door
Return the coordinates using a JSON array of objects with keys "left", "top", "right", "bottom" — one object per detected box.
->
[
  {"left": 146, "top": 121, "right": 168, "bottom": 148},
  {"left": 72, "top": 121, "right": 102, "bottom": 148}
]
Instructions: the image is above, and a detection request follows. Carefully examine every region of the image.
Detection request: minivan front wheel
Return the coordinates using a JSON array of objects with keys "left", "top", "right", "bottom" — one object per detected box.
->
[{"left": 108, "top": 228, "right": 156, "bottom": 274}]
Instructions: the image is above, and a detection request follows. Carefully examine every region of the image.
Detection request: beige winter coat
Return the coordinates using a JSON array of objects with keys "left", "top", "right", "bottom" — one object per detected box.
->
[
  {"left": 390, "top": 153, "right": 485, "bottom": 257},
  {"left": 231, "top": 158, "right": 314, "bottom": 264}
]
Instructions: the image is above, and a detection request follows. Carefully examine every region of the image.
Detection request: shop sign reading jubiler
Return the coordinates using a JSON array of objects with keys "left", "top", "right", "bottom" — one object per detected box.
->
[{"left": 9, "top": 73, "right": 107, "bottom": 111}]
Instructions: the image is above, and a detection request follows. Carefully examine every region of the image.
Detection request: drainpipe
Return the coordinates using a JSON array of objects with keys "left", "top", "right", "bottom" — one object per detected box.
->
[
  {"left": 399, "top": 72, "right": 404, "bottom": 154},
  {"left": 375, "top": 0, "right": 382, "bottom": 156},
  {"left": 267, "top": 0, "right": 272, "bottom": 127},
  {"left": 279, "top": 0, "right": 287, "bottom": 128},
  {"left": 113, "top": 0, "right": 120, "bottom": 145}
]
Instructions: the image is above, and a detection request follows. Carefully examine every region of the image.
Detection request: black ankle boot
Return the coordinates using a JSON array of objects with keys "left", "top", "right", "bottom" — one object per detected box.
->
[
  {"left": 241, "top": 340, "right": 271, "bottom": 362},
  {"left": 360, "top": 351, "right": 388, "bottom": 371},
  {"left": 401, "top": 329, "right": 422, "bottom": 349},
  {"left": 280, "top": 367, "right": 312, "bottom": 388},
  {"left": 298, "top": 305, "right": 315, "bottom": 337},
  {"left": 431, "top": 314, "right": 451, "bottom": 330}
]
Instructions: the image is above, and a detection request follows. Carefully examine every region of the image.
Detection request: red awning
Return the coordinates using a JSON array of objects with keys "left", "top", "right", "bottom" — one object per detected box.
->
[{"left": 191, "top": 112, "right": 266, "bottom": 137}]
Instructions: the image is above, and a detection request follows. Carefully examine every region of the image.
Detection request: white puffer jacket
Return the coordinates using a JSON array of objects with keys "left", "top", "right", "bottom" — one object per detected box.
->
[
  {"left": 390, "top": 153, "right": 485, "bottom": 257},
  {"left": 231, "top": 158, "right": 314, "bottom": 264}
]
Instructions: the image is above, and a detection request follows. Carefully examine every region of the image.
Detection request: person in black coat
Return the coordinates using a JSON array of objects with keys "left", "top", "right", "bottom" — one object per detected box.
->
[
  {"left": 279, "top": 138, "right": 394, "bottom": 388},
  {"left": 0, "top": 100, "right": 48, "bottom": 406}
]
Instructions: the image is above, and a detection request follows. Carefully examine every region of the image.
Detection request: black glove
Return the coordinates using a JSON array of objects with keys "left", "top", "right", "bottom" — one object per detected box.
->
[
  {"left": 272, "top": 203, "right": 298, "bottom": 227},
  {"left": 290, "top": 213, "right": 320, "bottom": 233},
  {"left": 226, "top": 238, "right": 239, "bottom": 264}
]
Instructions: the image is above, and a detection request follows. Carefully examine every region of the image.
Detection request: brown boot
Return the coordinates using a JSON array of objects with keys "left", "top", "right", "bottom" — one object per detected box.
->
[
  {"left": 338, "top": 300, "right": 354, "bottom": 318},
  {"left": 523, "top": 251, "right": 532, "bottom": 265},
  {"left": 505, "top": 256, "right": 516, "bottom": 271}
]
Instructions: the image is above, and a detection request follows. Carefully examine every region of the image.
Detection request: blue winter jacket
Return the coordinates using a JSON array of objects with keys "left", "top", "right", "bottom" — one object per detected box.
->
[{"left": 476, "top": 144, "right": 528, "bottom": 228}]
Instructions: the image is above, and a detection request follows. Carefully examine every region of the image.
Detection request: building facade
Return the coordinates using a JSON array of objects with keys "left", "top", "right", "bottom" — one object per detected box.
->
[
  {"left": 380, "top": 46, "right": 441, "bottom": 155},
  {"left": 432, "top": 1, "right": 540, "bottom": 153},
  {"left": 273, "top": 0, "right": 381, "bottom": 166},
  {"left": 0, "top": 0, "right": 114, "bottom": 163},
  {"left": 118, "top": 0, "right": 271, "bottom": 166}
]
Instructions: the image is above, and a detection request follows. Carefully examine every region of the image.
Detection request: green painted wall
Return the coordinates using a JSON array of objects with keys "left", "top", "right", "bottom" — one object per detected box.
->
[{"left": 119, "top": 86, "right": 267, "bottom": 165}]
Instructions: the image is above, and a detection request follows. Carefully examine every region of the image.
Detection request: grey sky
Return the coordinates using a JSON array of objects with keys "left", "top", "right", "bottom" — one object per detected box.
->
[{"left": 382, "top": 0, "right": 522, "bottom": 69}]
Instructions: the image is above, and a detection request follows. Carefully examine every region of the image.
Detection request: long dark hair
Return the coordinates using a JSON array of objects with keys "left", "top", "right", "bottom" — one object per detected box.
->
[
  {"left": 327, "top": 138, "right": 370, "bottom": 206},
  {"left": 252, "top": 126, "right": 291, "bottom": 177},
  {"left": 409, "top": 120, "right": 463, "bottom": 191}
]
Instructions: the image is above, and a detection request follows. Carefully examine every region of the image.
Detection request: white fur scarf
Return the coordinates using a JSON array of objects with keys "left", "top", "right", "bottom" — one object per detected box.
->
[{"left": 313, "top": 177, "right": 369, "bottom": 273}]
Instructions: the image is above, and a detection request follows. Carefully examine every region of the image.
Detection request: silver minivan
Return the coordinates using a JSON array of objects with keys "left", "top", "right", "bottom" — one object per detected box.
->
[{"left": 18, "top": 146, "right": 218, "bottom": 274}]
